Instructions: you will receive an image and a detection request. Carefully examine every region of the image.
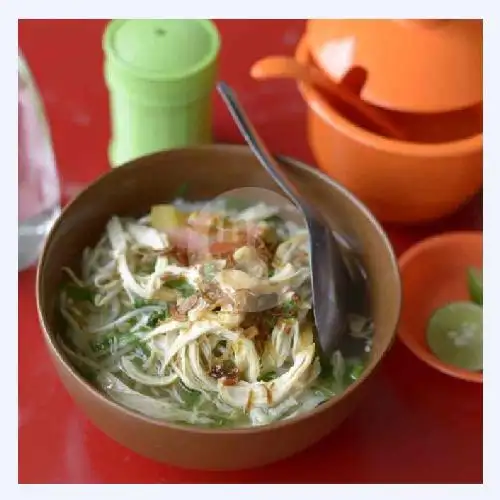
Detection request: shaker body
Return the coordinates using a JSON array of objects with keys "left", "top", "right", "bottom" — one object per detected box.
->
[
  {"left": 103, "top": 19, "right": 220, "bottom": 167},
  {"left": 108, "top": 89, "right": 213, "bottom": 166}
]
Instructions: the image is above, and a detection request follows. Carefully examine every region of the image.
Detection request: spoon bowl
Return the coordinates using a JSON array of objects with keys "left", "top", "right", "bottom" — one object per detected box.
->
[{"left": 217, "top": 81, "right": 353, "bottom": 360}]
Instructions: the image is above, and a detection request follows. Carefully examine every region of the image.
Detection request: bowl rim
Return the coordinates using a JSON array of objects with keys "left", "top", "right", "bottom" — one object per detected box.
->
[
  {"left": 295, "top": 36, "right": 483, "bottom": 158},
  {"left": 36, "top": 144, "right": 402, "bottom": 434},
  {"left": 397, "top": 231, "right": 483, "bottom": 383}
]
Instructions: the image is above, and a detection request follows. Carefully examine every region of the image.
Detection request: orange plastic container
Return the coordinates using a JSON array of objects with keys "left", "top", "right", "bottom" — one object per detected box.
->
[
  {"left": 292, "top": 21, "right": 483, "bottom": 224},
  {"left": 398, "top": 231, "right": 482, "bottom": 383},
  {"left": 306, "top": 20, "right": 482, "bottom": 114},
  {"left": 295, "top": 36, "right": 482, "bottom": 222}
]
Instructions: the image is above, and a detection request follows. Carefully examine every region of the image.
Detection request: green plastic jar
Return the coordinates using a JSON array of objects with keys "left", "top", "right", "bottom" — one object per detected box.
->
[{"left": 103, "top": 19, "right": 221, "bottom": 167}]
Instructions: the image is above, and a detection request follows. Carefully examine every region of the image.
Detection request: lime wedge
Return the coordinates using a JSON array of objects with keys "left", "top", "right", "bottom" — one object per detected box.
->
[
  {"left": 426, "top": 302, "right": 482, "bottom": 372},
  {"left": 467, "top": 267, "right": 483, "bottom": 305}
]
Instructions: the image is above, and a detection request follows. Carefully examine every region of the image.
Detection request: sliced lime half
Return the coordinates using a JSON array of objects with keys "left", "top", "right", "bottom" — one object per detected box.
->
[
  {"left": 426, "top": 301, "right": 483, "bottom": 372},
  {"left": 467, "top": 267, "right": 483, "bottom": 306}
]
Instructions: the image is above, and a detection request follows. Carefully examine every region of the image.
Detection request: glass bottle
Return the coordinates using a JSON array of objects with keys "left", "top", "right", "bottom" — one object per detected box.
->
[{"left": 18, "top": 51, "right": 61, "bottom": 270}]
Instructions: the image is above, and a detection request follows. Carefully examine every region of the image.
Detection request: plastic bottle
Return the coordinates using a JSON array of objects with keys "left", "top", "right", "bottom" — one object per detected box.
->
[{"left": 103, "top": 19, "right": 221, "bottom": 167}]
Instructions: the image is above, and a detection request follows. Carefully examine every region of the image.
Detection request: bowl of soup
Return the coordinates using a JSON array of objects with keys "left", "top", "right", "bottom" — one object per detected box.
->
[{"left": 36, "top": 144, "right": 401, "bottom": 470}]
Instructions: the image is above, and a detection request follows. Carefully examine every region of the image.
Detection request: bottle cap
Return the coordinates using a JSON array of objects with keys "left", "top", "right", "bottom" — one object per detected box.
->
[{"left": 104, "top": 19, "right": 220, "bottom": 105}]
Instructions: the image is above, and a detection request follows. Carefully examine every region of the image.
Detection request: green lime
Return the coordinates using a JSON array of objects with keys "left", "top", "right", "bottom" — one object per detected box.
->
[
  {"left": 426, "top": 302, "right": 483, "bottom": 372},
  {"left": 467, "top": 267, "right": 483, "bottom": 305}
]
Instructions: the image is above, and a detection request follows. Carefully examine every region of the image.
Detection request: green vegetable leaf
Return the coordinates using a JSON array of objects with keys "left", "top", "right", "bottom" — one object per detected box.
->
[
  {"left": 280, "top": 297, "right": 299, "bottom": 318},
  {"left": 174, "top": 182, "right": 190, "bottom": 199},
  {"left": 164, "top": 277, "right": 195, "bottom": 298},
  {"left": 91, "top": 331, "right": 152, "bottom": 360},
  {"left": 133, "top": 298, "right": 148, "bottom": 308},
  {"left": 146, "top": 309, "right": 168, "bottom": 328},
  {"left": 91, "top": 331, "right": 137, "bottom": 354},
  {"left": 258, "top": 371, "right": 277, "bottom": 382},
  {"left": 134, "top": 298, "right": 166, "bottom": 308},
  {"left": 130, "top": 344, "right": 152, "bottom": 363},
  {"left": 212, "top": 418, "right": 229, "bottom": 428},
  {"left": 65, "top": 283, "right": 94, "bottom": 303},
  {"left": 178, "top": 381, "right": 201, "bottom": 407},
  {"left": 348, "top": 361, "right": 365, "bottom": 381}
]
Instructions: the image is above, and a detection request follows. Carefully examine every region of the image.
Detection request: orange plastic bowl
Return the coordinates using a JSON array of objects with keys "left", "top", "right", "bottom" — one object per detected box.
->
[
  {"left": 398, "top": 231, "right": 483, "bottom": 383},
  {"left": 295, "top": 36, "right": 483, "bottom": 224}
]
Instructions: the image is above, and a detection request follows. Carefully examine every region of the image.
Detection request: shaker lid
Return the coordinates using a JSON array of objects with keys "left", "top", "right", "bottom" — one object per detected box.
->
[
  {"left": 306, "top": 19, "right": 483, "bottom": 113},
  {"left": 104, "top": 19, "right": 220, "bottom": 80}
]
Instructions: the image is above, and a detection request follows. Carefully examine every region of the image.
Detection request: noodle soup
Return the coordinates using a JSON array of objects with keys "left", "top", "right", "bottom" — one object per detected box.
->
[{"left": 58, "top": 198, "right": 373, "bottom": 428}]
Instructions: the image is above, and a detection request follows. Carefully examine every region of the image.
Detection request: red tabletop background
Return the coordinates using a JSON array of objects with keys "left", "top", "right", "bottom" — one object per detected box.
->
[{"left": 18, "top": 20, "right": 483, "bottom": 484}]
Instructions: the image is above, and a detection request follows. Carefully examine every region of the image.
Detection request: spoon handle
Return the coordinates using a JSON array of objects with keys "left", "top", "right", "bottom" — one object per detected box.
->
[{"left": 217, "top": 81, "right": 307, "bottom": 210}]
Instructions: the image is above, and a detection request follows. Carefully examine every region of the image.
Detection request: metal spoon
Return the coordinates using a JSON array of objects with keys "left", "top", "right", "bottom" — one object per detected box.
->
[{"left": 217, "top": 81, "right": 351, "bottom": 360}]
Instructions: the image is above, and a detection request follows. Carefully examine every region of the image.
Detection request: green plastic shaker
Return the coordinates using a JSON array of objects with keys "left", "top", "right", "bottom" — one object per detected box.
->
[{"left": 103, "top": 19, "right": 220, "bottom": 167}]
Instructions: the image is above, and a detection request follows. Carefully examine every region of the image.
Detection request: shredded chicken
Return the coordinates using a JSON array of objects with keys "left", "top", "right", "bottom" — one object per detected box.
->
[{"left": 59, "top": 200, "right": 372, "bottom": 428}]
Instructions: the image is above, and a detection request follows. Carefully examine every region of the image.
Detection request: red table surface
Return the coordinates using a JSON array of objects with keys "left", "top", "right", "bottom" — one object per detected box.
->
[{"left": 18, "top": 20, "right": 483, "bottom": 484}]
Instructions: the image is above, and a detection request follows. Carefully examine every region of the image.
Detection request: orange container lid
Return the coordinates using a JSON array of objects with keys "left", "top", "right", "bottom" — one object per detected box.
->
[{"left": 306, "top": 19, "right": 483, "bottom": 113}]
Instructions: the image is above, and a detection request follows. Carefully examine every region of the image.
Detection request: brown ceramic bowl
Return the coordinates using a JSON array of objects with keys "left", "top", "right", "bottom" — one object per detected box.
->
[{"left": 36, "top": 145, "right": 401, "bottom": 470}]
